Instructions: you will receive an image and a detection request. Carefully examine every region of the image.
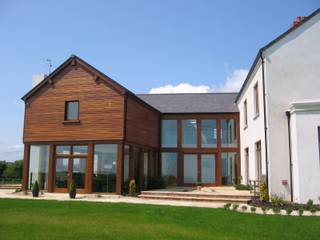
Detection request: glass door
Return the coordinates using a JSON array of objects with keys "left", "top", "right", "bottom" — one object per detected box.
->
[
  {"left": 183, "top": 154, "right": 198, "bottom": 184},
  {"left": 201, "top": 154, "right": 215, "bottom": 184},
  {"left": 55, "top": 158, "right": 69, "bottom": 189}
]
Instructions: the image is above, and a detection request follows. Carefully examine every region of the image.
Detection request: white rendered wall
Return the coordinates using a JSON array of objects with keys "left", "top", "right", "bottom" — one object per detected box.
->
[
  {"left": 237, "top": 64, "right": 267, "bottom": 185},
  {"left": 264, "top": 14, "right": 320, "bottom": 201},
  {"left": 290, "top": 110, "right": 320, "bottom": 203}
]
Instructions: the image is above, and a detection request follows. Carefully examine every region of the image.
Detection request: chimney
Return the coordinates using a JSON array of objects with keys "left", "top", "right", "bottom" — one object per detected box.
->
[
  {"left": 32, "top": 74, "right": 47, "bottom": 87},
  {"left": 291, "top": 16, "right": 306, "bottom": 29}
]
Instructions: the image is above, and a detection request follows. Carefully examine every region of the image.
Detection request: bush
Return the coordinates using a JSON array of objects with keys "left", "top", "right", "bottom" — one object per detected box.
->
[
  {"left": 286, "top": 207, "right": 293, "bottom": 216},
  {"left": 232, "top": 204, "right": 239, "bottom": 211},
  {"left": 250, "top": 207, "right": 256, "bottom": 213},
  {"left": 261, "top": 206, "right": 268, "bottom": 214},
  {"left": 129, "top": 179, "right": 136, "bottom": 196},
  {"left": 147, "top": 176, "right": 166, "bottom": 190},
  {"left": 306, "top": 199, "right": 314, "bottom": 211},
  {"left": 271, "top": 194, "right": 286, "bottom": 206},
  {"left": 298, "top": 207, "right": 304, "bottom": 216},
  {"left": 309, "top": 205, "right": 317, "bottom": 215},
  {"left": 259, "top": 181, "right": 269, "bottom": 202},
  {"left": 234, "top": 184, "right": 252, "bottom": 191},
  {"left": 272, "top": 207, "right": 281, "bottom": 215},
  {"left": 241, "top": 205, "right": 248, "bottom": 212},
  {"left": 69, "top": 182, "right": 76, "bottom": 199},
  {"left": 223, "top": 203, "right": 231, "bottom": 210},
  {"left": 32, "top": 180, "right": 39, "bottom": 197}
]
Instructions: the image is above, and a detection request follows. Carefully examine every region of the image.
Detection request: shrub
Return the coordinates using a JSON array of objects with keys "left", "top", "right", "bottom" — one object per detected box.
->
[
  {"left": 32, "top": 180, "right": 39, "bottom": 197},
  {"left": 234, "top": 184, "right": 252, "bottom": 191},
  {"left": 309, "top": 205, "right": 317, "bottom": 215},
  {"left": 129, "top": 179, "right": 136, "bottom": 196},
  {"left": 286, "top": 207, "right": 293, "bottom": 216},
  {"left": 261, "top": 206, "right": 268, "bottom": 214},
  {"left": 306, "top": 199, "right": 314, "bottom": 211},
  {"left": 223, "top": 203, "right": 231, "bottom": 210},
  {"left": 272, "top": 207, "right": 281, "bottom": 215},
  {"left": 232, "top": 204, "right": 239, "bottom": 211},
  {"left": 241, "top": 205, "right": 248, "bottom": 212},
  {"left": 250, "top": 207, "right": 256, "bottom": 213},
  {"left": 259, "top": 181, "right": 269, "bottom": 202},
  {"left": 298, "top": 207, "right": 304, "bottom": 216},
  {"left": 271, "top": 194, "right": 286, "bottom": 206},
  {"left": 69, "top": 182, "right": 76, "bottom": 199},
  {"left": 147, "top": 176, "right": 166, "bottom": 190}
]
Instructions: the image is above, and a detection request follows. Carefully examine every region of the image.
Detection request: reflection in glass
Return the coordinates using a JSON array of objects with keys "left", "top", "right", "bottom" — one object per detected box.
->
[
  {"left": 201, "top": 154, "right": 215, "bottom": 183},
  {"left": 161, "top": 120, "right": 177, "bottom": 147},
  {"left": 93, "top": 144, "right": 117, "bottom": 192},
  {"left": 29, "top": 145, "right": 49, "bottom": 190},
  {"left": 161, "top": 152, "right": 177, "bottom": 186},
  {"left": 56, "top": 145, "right": 71, "bottom": 155},
  {"left": 73, "top": 158, "right": 86, "bottom": 188},
  {"left": 123, "top": 145, "right": 130, "bottom": 184},
  {"left": 201, "top": 120, "right": 217, "bottom": 147},
  {"left": 66, "top": 101, "right": 79, "bottom": 120},
  {"left": 55, "top": 158, "right": 69, "bottom": 188},
  {"left": 183, "top": 154, "right": 197, "bottom": 183},
  {"left": 144, "top": 151, "right": 148, "bottom": 188},
  {"left": 221, "top": 119, "right": 237, "bottom": 147},
  {"left": 182, "top": 119, "right": 197, "bottom": 148},
  {"left": 221, "top": 152, "right": 237, "bottom": 185},
  {"left": 73, "top": 145, "right": 88, "bottom": 155}
]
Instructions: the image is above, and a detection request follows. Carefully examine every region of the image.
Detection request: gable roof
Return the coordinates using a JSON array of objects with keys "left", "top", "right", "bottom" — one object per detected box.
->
[
  {"left": 235, "top": 8, "right": 320, "bottom": 103},
  {"left": 137, "top": 93, "right": 238, "bottom": 113}
]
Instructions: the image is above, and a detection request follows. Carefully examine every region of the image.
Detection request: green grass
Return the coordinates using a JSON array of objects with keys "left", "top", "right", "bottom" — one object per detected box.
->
[{"left": 0, "top": 199, "right": 319, "bottom": 240}]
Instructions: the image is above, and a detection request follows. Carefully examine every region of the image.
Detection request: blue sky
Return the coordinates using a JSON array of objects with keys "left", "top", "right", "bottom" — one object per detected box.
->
[{"left": 0, "top": 0, "right": 318, "bottom": 161}]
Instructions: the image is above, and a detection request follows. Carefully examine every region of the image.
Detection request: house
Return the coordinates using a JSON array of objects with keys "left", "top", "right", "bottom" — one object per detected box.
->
[
  {"left": 236, "top": 8, "right": 320, "bottom": 203},
  {"left": 21, "top": 55, "right": 240, "bottom": 195}
]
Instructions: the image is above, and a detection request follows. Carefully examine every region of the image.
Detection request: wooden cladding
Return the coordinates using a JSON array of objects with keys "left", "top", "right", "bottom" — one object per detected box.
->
[
  {"left": 24, "top": 65, "right": 125, "bottom": 142},
  {"left": 126, "top": 95, "right": 160, "bottom": 148}
]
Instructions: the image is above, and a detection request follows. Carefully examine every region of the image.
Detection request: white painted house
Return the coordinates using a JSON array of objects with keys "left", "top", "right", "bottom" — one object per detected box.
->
[{"left": 236, "top": 8, "right": 320, "bottom": 203}]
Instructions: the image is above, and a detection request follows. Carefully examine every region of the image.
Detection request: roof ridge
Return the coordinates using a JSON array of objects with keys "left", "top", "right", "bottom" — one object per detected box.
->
[{"left": 137, "top": 92, "right": 239, "bottom": 95}]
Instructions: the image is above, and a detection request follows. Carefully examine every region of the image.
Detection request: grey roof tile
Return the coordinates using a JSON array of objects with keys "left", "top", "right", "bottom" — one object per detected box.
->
[{"left": 137, "top": 93, "right": 239, "bottom": 113}]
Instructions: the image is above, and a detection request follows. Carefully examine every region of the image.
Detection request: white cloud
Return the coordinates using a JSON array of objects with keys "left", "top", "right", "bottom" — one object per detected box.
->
[
  {"left": 0, "top": 144, "right": 24, "bottom": 161},
  {"left": 148, "top": 69, "right": 248, "bottom": 94}
]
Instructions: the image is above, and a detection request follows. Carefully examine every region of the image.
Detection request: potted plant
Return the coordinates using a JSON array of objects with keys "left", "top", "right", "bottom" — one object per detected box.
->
[
  {"left": 196, "top": 181, "right": 202, "bottom": 191},
  {"left": 69, "top": 181, "right": 76, "bottom": 199},
  {"left": 32, "top": 180, "right": 39, "bottom": 197}
]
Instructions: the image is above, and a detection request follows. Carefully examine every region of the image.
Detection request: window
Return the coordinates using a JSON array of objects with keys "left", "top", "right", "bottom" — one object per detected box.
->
[
  {"left": 183, "top": 154, "right": 197, "bottom": 183},
  {"left": 73, "top": 145, "right": 88, "bottom": 155},
  {"left": 161, "top": 120, "right": 177, "bottom": 147},
  {"left": 255, "top": 141, "right": 262, "bottom": 181},
  {"left": 201, "top": 120, "right": 217, "bottom": 147},
  {"left": 254, "top": 83, "right": 259, "bottom": 116},
  {"left": 244, "top": 100, "right": 248, "bottom": 127},
  {"left": 28, "top": 145, "right": 50, "bottom": 190},
  {"left": 201, "top": 154, "right": 215, "bottom": 184},
  {"left": 221, "top": 152, "right": 237, "bottom": 185},
  {"left": 244, "top": 148, "right": 249, "bottom": 184},
  {"left": 93, "top": 144, "right": 117, "bottom": 192},
  {"left": 144, "top": 151, "right": 149, "bottom": 188},
  {"left": 123, "top": 145, "right": 130, "bottom": 184},
  {"left": 318, "top": 127, "right": 320, "bottom": 164},
  {"left": 56, "top": 145, "right": 71, "bottom": 155},
  {"left": 221, "top": 119, "right": 237, "bottom": 148},
  {"left": 161, "top": 152, "right": 177, "bottom": 186},
  {"left": 65, "top": 101, "right": 79, "bottom": 121},
  {"left": 182, "top": 119, "right": 197, "bottom": 148}
]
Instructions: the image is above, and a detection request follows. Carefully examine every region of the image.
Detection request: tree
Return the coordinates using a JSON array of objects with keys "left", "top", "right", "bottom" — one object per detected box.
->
[
  {"left": 0, "top": 161, "right": 7, "bottom": 178},
  {"left": 3, "top": 160, "right": 23, "bottom": 179}
]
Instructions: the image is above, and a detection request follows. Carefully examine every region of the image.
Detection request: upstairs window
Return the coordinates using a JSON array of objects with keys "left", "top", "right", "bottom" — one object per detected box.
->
[
  {"left": 254, "top": 83, "right": 259, "bottom": 116},
  {"left": 65, "top": 101, "right": 79, "bottom": 121},
  {"left": 161, "top": 120, "right": 177, "bottom": 147},
  {"left": 244, "top": 99, "right": 248, "bottom": 127}
]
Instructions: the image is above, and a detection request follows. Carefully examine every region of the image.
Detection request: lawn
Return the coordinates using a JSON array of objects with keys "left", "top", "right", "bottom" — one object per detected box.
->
[{"left": 0, "top": 199, "right": 319, "bottom": 240}]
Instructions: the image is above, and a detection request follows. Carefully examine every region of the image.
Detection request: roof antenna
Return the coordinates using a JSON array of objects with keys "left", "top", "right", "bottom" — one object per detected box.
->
[{"left": 46, "top": 58, "right": 53, "bottom": 74}]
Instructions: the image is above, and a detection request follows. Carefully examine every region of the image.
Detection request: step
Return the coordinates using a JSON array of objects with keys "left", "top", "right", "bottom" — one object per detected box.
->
[
  {"left": 0, "top": 184, "right": 22, "bottom": 189},
  {"left": 138, "top": 194, "right": 250, "bottom": 204},
  {"left": 140, "top": 191, "right": 252, "bottom": 200}
]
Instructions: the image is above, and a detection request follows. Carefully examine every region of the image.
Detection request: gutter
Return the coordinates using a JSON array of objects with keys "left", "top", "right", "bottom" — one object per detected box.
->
[
  {"left": 260, "top": 54, "right": 269, "bottom": 192},
  {"left": 286, "top": 111, "right": 294, "bottom": 202}
]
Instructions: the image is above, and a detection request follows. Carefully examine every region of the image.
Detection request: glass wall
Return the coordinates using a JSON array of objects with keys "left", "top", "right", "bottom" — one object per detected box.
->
[
  {"left": 201, "top": 154, "right": 215, "bottom": 184},
  {"left": 221, "top": 152, "right": 237, "bottom": 185},
  {"left": 201, "top": 120, "right": 217, "bottom": 147},
  {"left": 161, "top": 152, "right": 177, "bottom": 185},
  {"left": 72, "top": 158, "right": 86, "bottom": 188},
  {"left": 29, "top": 145, "right": 49, "bottom": 190},
  {"left": 183, "top": 154, "right": 197, "bottom": 183},
  {"left": 182, "top": 119, "right": 197, "bottom": 148},
  {"left": 144, "top": 151, "right": 149, "bottom": 188},
  {"left": 55, "top": 158, "right": 68, "bottom": 188},
  {"left": 221, "top": 119, "right": 237, "bottom": 148},
  {"left": 162, "top": 120, "right": 177, "bottom": 147},
  {"left": 93, "top": 144, "right": 117, "bottom": 192},
  {"left": 123, "top": 145, "right": 130, "bottom": 184}
]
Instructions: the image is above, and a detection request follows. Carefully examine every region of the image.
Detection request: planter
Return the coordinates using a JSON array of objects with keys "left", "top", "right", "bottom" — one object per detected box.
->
[
  {"left": 197, "top": 186, "right": 202, "bottom": 191},
  {"left": 32, "top": 191, "right": 39, "bottom": 197},
  {"left": 69, "top": 192, "right": 76, "bottom": 199}
]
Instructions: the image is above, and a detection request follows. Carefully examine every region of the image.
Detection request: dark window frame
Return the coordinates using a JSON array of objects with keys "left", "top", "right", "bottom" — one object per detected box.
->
[
  {"left": 64, "top": 100, "right": 79, "bottom": 121},
  {"left": 244, "top": 99, "right": 248, "bottom": 128},
  {"left": 254, "top": 83, "right": 259, "bottom": 117}
]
